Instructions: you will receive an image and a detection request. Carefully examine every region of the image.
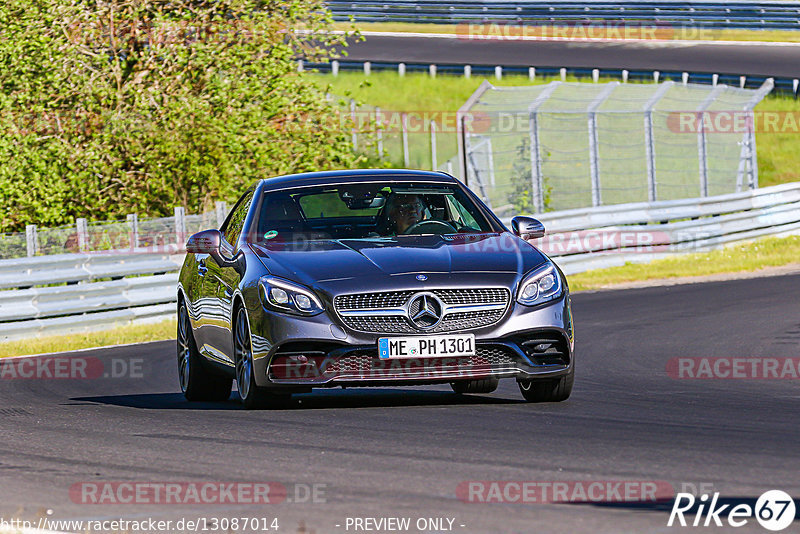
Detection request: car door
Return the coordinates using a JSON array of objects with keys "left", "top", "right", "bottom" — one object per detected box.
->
[{"left": 201, "top": 189, "right": 254, "bottom": 365}]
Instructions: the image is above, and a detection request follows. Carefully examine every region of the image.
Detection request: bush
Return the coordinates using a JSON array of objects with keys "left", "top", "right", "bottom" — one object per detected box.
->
[{"left": 0, "top": 0, "right": 359, "bottom": 232}]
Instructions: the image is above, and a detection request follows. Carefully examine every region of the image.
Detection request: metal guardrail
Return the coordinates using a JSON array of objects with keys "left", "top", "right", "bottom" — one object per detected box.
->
[
  {"left": 514, "top": 182, "right": 800, "bottom": 274},
  {"left": 308, "top": 60, "right": 800, "bottom": 97},
  {"left": 0, "top": 252, "right": 182, "bottom": 342},
  {"left": 1, "top": 182, "right": 798, "bottom": 341},
  {"left": 327, "top": 1, "right": 800, "bottom": 30}
]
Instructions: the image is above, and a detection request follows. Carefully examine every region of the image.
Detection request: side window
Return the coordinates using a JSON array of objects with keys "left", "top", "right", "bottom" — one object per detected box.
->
[{"left": 221, "top": 190, "right": 254, "bottom": 248}]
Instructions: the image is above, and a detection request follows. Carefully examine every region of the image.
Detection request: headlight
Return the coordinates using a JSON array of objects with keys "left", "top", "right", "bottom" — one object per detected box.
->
[
  {"left": 517, "top": 261, "right": 563, "bottom": 306},
  {"left": 259, "top": 276, "right": 324, "bottom": 316}
]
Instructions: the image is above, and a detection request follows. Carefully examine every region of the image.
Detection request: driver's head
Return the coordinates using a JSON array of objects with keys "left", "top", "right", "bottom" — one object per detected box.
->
[{"left": 387, "top": 194, "right": 425, "bottom": 234}]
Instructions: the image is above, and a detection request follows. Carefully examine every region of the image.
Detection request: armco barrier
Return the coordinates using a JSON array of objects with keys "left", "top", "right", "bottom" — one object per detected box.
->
[
  {"left": 327, "top": 1, "right": 800, "bottom": 31},
  {"left": 0, "top": 252, "right": 183, "bottom": 342},
  {"left": 1, "top": 182, "right": 799, "bottom": 341}
]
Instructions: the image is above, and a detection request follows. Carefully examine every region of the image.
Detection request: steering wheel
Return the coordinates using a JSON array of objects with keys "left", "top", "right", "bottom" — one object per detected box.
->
[{"left": 402, "top": 219, "right": 458, "bottom": 235}]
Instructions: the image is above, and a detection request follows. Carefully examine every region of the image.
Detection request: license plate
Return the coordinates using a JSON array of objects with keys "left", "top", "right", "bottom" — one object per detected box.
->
[{"left": 378, "top": 334, "right": 476, "bottom": 359}]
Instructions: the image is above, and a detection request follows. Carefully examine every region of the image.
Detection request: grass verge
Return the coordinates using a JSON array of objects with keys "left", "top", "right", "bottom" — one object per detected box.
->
[
  {"left": 0, "top": 319, "right": 176, "bottom": 358},
  {"left": 335, "top": 22, "right": 800, "bottom": 44},
  {"left": 568, "top": 235, "right": 800, "bottom": 291}
]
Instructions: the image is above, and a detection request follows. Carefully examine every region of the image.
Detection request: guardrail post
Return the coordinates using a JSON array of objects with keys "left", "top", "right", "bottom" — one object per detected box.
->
[
  {"left": 127, "top": 214, "right": 138, "bottom": 250},
  {"left": 363, "top": 61, "right": 371, "bottom": 76},
  {"left": 215, "top": 201, "right": 228, "bottom": 228},
  {"left": 174, "top": 207, "right": 186, "bottom": 250},
  {"left": 529, "top": 67, "right": 535, "bottom": 81},
  {"left": 398, "top": 62, "right": 405, "bottom": 77},
  {"left": 560, "top": 68, "right": 566, "bottom": 81},
  {"left": 429, "top": 64, "right": 436, "bottom": 78},
  {"left": 331, "top": 60, "right": 339, "bottom": 77},
  {"left": 297, "top": 59, "right": 303, "bottom": 73},
  {"left": 740, "top": 76, "right": 747, "bottom": 89},
  {"left": 592, "top": 69, "right": 599, "bottom": 83},
  {"left": 402, "top": 112, "right": 410, "bottom": 167},
  {"left": 622, "top": 70, "right": 628, "bottom": 83},
  {"left": 464, "top": 65, "right": 471, "bottom": 79},
  {"left": 495, "top": 66, "right": 502, "bottom": 80},
  {"left": 430, "top": 120, "right": 437, "bottom": 170},
  {"left": 682, "top": 72, "right": 689, "bottom": 85},
  {"left": 76, "top": 218, "right": 88, "bottom": 252},
  {"left": 25, "top": 225, "right": 38, "bottom": 257}
]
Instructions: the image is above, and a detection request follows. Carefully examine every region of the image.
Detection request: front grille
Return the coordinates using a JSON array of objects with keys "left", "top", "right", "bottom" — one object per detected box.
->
[
  {"left": 322, "top": 345, "right": 518, "bottom": 378},
  {"left": 334, "top": 288, "right": 510, "bottom": 333},
  {"left": 335, "top": 291, "right": 415, "bottom": 311}
]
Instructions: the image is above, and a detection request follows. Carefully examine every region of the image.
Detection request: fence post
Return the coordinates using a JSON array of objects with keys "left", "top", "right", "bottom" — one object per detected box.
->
[
  {"left": 400, "top": 111, "right": 411, "bottom": 165},
  {"left": 174, "top": 207, "right": 186, "bottom": 250},
  {"left": 75, "top": 218, "right": 89, "bottom": 252},
  {"left": 127, "top": 213, "right": 139, "bottom": 250},
  {"left": 215, "top": 201, "right": 228, "bottom": 227},
  {"left": 643, "top": 81, "right": 674, "bottom": 202},
  {"left": 297, "top": 59, "right": 303, "bottom": 72},
  {"left": 586, "top": 82, "right": 619, "bottom": 207},
  {"left": 696, "top": 85, "right": 725, "bottom": 197},
  {"left": 331, "top": 59, "right": 339, "bottom": 76},
  {"left": 527, "top": 82, "right": 561, "bottom": 213},
  {"left": 350, "top": 99, "right": 357, "bottom": 149},
  {"left": 376, "top": 106, "right": 383, "bottom": 157},
  {"left": 430, "top": 120, "right": 437, "bottom": 170},
  {"left": 402, "top": 112, "right": 410, "bottom": 167},
  {"left": 25, "top": 224, "right": 37, "bottom": 257}
]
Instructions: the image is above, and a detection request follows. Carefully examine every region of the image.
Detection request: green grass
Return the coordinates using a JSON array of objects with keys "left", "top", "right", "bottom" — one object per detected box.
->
[
  {"left": 335, "top": 22, "right": 800, "bottom": 43},
  {"left": 568, "top": 235, "right": 800, "bottom": 291},
  {"left": 0, "top": 319, "right": 176, "bottom": 358}
]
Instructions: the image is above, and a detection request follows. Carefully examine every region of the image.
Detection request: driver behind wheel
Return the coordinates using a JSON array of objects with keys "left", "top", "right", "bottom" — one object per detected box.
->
[{"left": 384, "top": 193, "right": 427, "bottom": 235}]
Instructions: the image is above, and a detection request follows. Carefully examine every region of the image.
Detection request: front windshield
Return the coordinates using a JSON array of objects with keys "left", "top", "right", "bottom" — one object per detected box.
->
[{"left": 251, "top": 182, "right": 496, "bottom": 242}]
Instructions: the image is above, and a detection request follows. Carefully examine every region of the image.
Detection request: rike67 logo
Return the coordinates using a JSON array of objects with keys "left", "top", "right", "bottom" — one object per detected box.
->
[{"left": 668, "top": 490, "right": 796, "bottom": 531}]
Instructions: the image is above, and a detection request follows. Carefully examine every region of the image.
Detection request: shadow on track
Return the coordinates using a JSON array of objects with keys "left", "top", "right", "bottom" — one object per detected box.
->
[
  {"left": 71, "top": 388, "right": 524, "bottom": 410},
  {"left": 568, "top": 496, "right": 800, "bottom": 521}
]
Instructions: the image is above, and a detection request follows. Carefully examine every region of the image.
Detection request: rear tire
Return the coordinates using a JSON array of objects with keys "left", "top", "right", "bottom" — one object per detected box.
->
[
  {"left": 177, "top": 301, "right": 232, "bottom": 402},
  {"left": 233, "top": 306, "right": 291, "bottom": 410},
  {"left": 450, "top": 377, "right": 499, "bottom": 394},
  {"left": 517, "top": 367, "right": 574, "bottom": 403}
]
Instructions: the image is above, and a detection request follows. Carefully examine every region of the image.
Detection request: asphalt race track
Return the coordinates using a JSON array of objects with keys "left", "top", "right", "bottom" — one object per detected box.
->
[
  {"left": 1, "top": 274, "right": 799, "bottom": 533},
  {"left": 342, "top": 35, "right": 800, "bottom": 78}
]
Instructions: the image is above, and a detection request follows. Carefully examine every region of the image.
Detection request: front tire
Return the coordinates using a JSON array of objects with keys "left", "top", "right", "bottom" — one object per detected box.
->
[
  {"left": 233, "top": 307, "right": 290, "bottom": 410},
  {"left": 177, "top": 301, "right": 232, "bottom": 402},
  {"left": 517, "top": 367, "right": 574, "bottom": 403}
]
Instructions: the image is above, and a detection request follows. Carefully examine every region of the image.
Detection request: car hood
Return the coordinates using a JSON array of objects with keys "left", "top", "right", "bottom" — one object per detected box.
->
[{"left": 250, "top": 233, "right": 548, "bottom": 292}]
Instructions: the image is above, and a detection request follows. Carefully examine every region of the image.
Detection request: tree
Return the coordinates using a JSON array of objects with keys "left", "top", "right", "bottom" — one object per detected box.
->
[{"left": 0, "top": 0, "right": 358, "bottom": 231}]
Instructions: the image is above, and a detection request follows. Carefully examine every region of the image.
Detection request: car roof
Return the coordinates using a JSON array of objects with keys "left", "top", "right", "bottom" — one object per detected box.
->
[{"left": 258, "top": 169, "right": 458, "bottom": 192}]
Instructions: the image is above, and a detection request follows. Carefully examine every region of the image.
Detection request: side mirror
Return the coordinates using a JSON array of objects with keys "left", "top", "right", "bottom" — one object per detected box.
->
[
  {"left": 511, "top": 216, "right": 546, "bottom": 240},
  {"left": 186, "top": 229, "right": 222, "bottom": 255},
  {"left": 186, "top": 229, "right": 245, "bottom": 274}
]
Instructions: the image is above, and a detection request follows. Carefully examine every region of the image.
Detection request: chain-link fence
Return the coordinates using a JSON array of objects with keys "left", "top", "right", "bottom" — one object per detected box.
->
[{"left": 457, "top": 80, "right": 773, "bottom": 219}]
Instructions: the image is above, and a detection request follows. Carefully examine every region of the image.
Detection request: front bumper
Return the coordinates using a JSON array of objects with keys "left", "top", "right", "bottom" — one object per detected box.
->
[{"left": 250, "top": 292, "right": 574, "bottom": 388}]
